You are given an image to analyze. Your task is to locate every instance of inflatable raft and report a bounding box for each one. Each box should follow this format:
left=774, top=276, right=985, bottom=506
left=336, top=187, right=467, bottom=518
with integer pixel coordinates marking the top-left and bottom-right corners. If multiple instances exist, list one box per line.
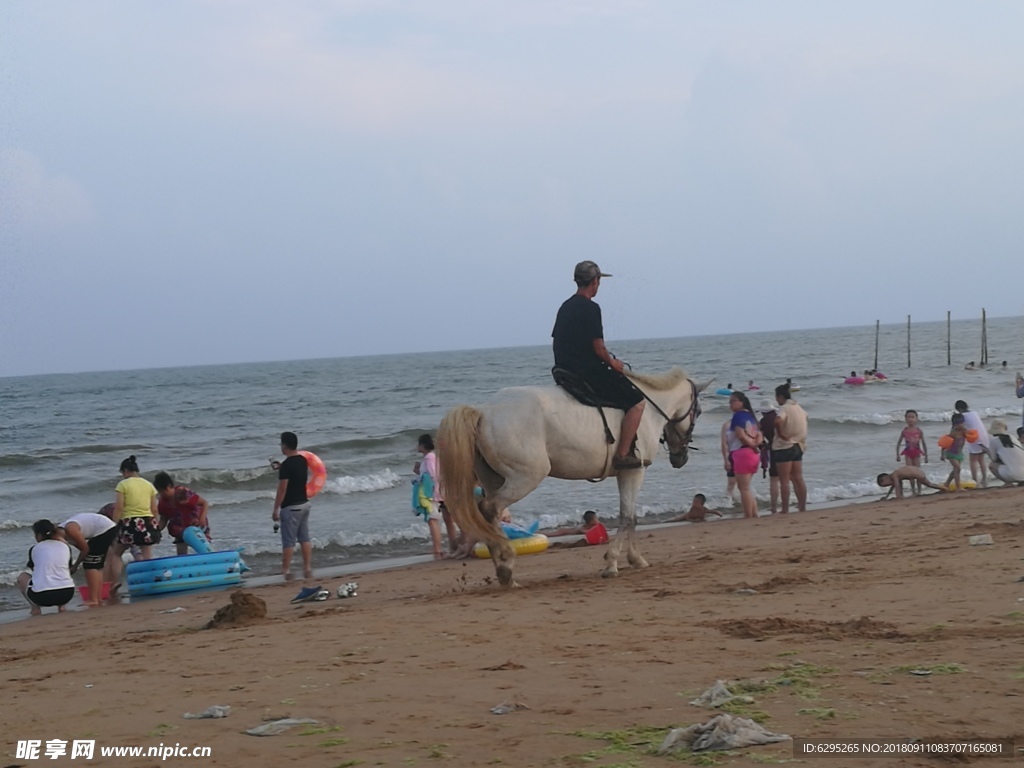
left=473, top=534, right=550, bottom=559
left=126, top=550, right=244, bottom=597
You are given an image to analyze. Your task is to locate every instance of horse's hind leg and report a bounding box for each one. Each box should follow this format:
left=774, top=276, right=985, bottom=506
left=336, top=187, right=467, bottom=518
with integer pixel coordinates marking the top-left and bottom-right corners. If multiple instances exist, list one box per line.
left=486, top=470, right=548, bottom=588
left=603, top=469, right=648, bottom=578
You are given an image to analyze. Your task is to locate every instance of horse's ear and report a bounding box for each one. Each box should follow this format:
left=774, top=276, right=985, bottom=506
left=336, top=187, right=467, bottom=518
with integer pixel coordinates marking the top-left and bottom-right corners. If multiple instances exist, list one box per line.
left=696, top=378, right=714, bottom=394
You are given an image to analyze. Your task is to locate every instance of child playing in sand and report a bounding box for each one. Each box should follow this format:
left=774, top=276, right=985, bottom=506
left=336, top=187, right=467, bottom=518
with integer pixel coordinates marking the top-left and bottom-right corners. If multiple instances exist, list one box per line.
left=895, top=410, right=927, bottom=494
left=668, top=494, right=723, bottom=522
left=941, top=414, right=967, bottom=491
left=876, top=466, right=945, bottom=500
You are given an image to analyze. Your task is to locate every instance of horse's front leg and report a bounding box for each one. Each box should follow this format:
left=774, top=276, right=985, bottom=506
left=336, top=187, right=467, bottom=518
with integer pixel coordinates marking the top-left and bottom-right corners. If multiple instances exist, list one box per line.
left=602, top=468, right=646, bottom=577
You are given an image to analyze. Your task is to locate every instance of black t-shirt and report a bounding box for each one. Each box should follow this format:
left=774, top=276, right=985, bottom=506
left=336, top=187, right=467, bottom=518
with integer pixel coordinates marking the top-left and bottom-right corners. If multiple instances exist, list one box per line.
left=552, top=294, right=604, bottom=372
left=279, top=454, right=309, bottom=508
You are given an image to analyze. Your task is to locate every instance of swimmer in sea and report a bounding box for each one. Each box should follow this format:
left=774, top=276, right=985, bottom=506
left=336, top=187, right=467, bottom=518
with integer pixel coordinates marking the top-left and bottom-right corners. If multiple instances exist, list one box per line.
left=895, top=409, right=927, bottom=494
left=877, top=466, right=945, bottom=500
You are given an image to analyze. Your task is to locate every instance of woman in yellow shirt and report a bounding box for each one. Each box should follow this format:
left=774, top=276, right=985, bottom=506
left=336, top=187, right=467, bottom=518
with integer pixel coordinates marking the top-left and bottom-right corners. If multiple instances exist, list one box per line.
left=109, top=456, right=161, bottom=589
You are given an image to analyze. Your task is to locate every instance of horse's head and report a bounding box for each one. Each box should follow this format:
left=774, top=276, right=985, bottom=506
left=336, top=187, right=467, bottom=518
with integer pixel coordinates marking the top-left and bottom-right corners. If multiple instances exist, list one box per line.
left=662, top=379, right=711, bottom=468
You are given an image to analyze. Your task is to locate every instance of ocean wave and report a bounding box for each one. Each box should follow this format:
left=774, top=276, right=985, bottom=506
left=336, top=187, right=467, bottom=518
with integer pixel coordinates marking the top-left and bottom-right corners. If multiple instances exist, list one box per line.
left=0, top=520, right=33, bottom=532
left=306, top=430, right=428, bottom=456
left=170, top=466, right=272, bottom=488
left=0, top=569, right=25, bottom=586
left=0, top=444, right=152, bottom=467
left=322, top=469, right=403, bottom=495
left=814, top=406, right=1021, bottom=426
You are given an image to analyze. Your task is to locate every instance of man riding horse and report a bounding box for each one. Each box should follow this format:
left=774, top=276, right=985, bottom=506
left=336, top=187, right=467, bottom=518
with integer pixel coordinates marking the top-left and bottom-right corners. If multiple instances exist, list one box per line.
left=552, top=261, right=647, bottom=471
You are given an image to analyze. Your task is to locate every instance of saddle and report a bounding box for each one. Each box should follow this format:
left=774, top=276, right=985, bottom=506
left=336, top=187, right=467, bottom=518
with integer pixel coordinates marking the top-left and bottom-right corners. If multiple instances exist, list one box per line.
left=551, top=366, right=616, bottom=445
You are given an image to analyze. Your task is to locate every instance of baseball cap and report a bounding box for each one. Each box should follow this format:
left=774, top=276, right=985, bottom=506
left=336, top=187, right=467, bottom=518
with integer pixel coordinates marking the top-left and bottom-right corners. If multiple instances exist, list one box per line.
left=574, top=260, right=612, bottom=284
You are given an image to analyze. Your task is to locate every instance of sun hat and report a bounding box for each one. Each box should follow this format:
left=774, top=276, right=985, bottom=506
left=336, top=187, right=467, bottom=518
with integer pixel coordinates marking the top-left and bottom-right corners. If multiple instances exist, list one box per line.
left=574, top=261, right=612, bottom=284
left=759, top=399, right=775, bottom=413
left=990, top=419, right=1008, bottom=436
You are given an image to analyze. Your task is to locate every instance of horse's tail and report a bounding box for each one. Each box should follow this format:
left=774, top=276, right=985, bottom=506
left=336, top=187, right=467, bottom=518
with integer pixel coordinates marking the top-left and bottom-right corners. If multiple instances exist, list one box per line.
left=438, top=405, right=500, bottom=546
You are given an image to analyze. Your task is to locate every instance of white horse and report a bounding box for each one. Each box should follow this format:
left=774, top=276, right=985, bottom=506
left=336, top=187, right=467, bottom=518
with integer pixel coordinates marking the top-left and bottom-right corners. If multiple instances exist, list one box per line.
left=438, top=367, right=707, bottom=586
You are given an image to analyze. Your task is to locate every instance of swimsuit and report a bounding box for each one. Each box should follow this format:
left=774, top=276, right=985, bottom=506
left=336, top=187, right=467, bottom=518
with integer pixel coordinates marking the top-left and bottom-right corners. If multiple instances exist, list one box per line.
left=901, top=427, right=923, bottom=459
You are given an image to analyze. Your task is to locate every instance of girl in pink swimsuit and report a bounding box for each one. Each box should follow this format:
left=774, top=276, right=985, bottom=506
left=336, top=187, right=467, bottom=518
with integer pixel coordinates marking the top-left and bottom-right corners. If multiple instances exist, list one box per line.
left=896, top=410, right=927, bottom=494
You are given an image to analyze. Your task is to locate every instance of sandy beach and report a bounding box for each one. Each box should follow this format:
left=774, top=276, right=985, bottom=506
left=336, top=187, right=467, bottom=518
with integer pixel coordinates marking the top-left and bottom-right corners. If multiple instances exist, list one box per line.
left=3, top=489, right=1024, bottom=767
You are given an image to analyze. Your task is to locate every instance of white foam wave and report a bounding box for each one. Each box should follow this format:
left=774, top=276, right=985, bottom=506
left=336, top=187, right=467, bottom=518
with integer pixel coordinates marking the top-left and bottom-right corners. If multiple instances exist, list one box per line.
left=0, top=568, right=26, bottom=586
left=322, top=469, right=402, bottom=495
left=0, top=519, right=32, bottom=532
left=822, top=406, right=1021, bottom=426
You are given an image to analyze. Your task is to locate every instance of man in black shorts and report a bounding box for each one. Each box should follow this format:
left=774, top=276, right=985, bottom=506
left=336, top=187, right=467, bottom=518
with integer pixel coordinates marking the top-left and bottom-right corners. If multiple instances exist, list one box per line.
left=552, top=260, right=646, bottom=470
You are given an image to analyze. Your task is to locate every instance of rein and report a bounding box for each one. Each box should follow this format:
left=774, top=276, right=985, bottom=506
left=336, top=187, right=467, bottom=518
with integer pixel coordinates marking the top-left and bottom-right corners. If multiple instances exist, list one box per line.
left=632, top=378, right=701, bottom=451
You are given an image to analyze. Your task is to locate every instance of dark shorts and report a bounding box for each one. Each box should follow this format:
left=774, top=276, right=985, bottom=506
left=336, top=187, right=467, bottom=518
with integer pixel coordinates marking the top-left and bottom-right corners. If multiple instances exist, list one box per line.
left=27, top=586, right=75, bottom=608
left=585, top=366, right=645, bottom=411
left=772, top=445, right=804, bottom=464
left=83, top=526, right=119, bottom=570
left=117, top=517, right=161, bottom=548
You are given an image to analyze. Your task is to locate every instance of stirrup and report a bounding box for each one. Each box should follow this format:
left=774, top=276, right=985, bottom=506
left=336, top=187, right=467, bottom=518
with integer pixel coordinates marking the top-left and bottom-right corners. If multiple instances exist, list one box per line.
left=613, top=455, right=644, bottom=470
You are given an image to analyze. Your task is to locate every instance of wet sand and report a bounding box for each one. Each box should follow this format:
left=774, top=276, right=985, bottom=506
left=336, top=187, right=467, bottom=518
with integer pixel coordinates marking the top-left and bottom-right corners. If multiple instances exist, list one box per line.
left=3, top=488, right=1023, bottom=767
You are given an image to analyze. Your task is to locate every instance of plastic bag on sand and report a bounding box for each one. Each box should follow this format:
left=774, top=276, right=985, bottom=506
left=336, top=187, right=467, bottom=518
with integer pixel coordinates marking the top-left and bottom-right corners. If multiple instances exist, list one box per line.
left=690, top=680, right=735, bottom=708
left=245, top=718, right=319, bottom=736
left=658, top=713, right=790, bottom=754
left=184, top=705, right=230, bottom=719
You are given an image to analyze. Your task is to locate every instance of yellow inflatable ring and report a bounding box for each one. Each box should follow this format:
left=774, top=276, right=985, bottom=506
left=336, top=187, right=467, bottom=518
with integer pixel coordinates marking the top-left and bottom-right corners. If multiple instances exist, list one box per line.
left=940, top=480, right=977, bottom=491
left=473, top=534, right=550, bottom=559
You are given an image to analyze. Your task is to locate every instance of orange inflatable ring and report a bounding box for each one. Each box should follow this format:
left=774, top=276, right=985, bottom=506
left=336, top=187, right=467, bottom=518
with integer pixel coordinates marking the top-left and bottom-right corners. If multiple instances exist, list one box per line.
left=965, top=429, right=979, bottom=444
left=298, top=451, right=327, bottom=498
left=937, top=435, right=954, bottom=450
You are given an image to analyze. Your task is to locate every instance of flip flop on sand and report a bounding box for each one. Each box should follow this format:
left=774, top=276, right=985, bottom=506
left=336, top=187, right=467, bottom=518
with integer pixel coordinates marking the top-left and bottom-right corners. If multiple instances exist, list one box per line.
left=291, top=586, right=325, bottom=604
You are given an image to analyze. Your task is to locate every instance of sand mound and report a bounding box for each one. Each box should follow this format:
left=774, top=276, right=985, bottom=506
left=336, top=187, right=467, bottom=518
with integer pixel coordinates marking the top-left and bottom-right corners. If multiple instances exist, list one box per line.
left=205, top=590, right=268, bottom=629
left=706, top=616, right=904, bottom=640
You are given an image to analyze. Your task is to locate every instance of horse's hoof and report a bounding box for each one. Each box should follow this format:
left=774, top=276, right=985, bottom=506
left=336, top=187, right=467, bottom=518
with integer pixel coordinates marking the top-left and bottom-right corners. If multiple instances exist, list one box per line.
left=628, top=557, right=650, bottom=569
left=496, top=565, right=515, bottom=587
left=601, top=568, right=619, bottom=579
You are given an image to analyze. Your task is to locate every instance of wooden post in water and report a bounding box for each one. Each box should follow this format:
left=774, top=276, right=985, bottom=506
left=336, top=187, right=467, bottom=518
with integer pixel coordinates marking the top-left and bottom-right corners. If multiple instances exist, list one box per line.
left=946, top=311, right=951, bottom=365
left=981, top=308, right=988, bottom=367
left=906, top=315, right=911, bottom=367
left=873, top=319, right=880, bottom=371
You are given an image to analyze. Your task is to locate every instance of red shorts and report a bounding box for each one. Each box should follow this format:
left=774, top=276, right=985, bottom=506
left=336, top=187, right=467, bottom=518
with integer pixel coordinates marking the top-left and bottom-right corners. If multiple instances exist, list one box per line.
left=730, top=447, right=760, bottom=476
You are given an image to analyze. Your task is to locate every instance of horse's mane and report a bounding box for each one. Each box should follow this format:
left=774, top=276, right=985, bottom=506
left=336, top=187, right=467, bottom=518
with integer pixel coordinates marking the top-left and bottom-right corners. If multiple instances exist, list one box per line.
left=625, top=366, right=688, bottom=391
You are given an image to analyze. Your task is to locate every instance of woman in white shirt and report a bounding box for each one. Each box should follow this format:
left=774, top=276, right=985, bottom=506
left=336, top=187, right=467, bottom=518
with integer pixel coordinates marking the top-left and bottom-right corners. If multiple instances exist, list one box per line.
left=986, top=420, right=1024, bottom=485
left=17, top=520, right=75, bottom=615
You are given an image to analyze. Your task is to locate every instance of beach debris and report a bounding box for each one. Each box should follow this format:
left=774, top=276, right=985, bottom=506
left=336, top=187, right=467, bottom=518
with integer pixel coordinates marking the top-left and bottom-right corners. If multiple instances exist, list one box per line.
left=160, top=606, right=187, bottom=613
left=658, top=713, right=790, bottom=753
left=205, top=591, right=268, bottom=629
left=336, top=581, right=358, bottom=599
left=84, top=684, right=93, bottom=688
left=969, top=534, right=994, bottom=546
left=490, top=701, right=530, bottom=715
left=184, top=705, right=231, bottom=719
left=733, top=588, right=759, bottom=596
left=909, top=670, right=932, bottom=676
left=245, top=718, right=319, bottom=737
left=690, top=680, right=736, bottom=708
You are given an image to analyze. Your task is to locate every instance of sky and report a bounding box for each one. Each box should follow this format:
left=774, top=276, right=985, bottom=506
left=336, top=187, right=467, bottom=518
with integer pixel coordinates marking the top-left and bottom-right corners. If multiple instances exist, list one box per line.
left=2, top=1, right=1024, bottom=377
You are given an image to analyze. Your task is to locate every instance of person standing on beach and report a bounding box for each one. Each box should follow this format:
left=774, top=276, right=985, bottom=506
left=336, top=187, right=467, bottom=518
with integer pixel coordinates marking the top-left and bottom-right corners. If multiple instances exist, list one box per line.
left=719, top=418, right=739, bottom=503
left=955, top=400, right=990, bottom=488
left=552, top=261, right=647, bottom=470
left=154, top=472, right=211, bottom=555
left=726, top=392, right=762, bottom=519
left=108, top=456, right=161, bottom=589
left=758, top=399, right=779, bottom=514
left=1015, top=372, right=1024, bottom=432
left=413, top=434, right=444, bottom=559
left=772, top=384, right=808, bottom=514
left=273, top=431, right=313, bottom=579
left=895, top=410, right=927, bottom=495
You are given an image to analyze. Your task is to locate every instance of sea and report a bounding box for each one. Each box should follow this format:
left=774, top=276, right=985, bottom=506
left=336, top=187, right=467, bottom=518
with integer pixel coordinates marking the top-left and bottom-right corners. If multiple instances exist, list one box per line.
left=2, top=316, right=1022, bottom=613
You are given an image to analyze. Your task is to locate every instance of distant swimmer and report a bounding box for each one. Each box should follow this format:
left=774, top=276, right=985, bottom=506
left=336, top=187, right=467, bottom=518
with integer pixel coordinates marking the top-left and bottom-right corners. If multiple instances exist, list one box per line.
left=964, top=361, right=977, bottom=371
left=876, top=466, right=945, bottom=500
left=746, top=380, right=760, bottom=391
left=785, top=377, right=800, bottom=392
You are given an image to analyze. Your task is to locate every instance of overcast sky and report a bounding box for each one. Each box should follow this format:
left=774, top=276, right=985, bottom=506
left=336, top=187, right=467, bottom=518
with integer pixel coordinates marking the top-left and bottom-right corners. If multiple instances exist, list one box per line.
left=2, top=1, right=1023, bottom=377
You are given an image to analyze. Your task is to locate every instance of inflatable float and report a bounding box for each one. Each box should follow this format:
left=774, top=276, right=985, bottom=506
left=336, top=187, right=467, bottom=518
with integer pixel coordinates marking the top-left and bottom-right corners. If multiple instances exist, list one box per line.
left=299, top=451, right=327, bottom=497
left=937, top=431, right=979, bottom=449
left=126, top=550, right=244, bottom=597
left=473, top=534, right=550, bottom=559
left=940, top=480, right=977, bottom=491
left=714, top=388, right=734, bottom=397
left=844, top=376, right=865, bottom=385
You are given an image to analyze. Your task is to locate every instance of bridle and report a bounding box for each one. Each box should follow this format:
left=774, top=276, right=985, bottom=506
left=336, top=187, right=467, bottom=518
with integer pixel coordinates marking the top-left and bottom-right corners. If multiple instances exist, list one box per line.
left=637, top=379, right=701, bottom=465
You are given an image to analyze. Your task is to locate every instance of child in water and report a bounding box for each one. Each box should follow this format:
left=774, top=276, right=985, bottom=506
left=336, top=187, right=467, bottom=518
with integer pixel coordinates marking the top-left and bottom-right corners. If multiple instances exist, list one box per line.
left=941, top=414, right=967, bottom=491
left=895, top=410, right=928, bottom=495
left=668, top=494, right=723, bottom=523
